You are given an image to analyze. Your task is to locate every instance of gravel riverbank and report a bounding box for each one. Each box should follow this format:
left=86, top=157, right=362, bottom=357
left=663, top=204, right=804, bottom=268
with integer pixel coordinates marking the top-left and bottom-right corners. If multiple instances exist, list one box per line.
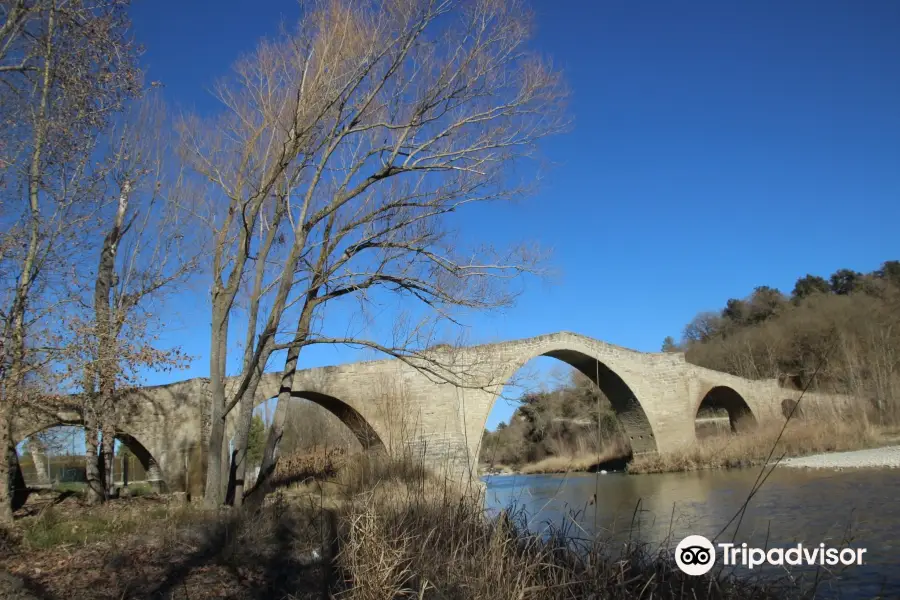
left=779, top=445, right=900, bottom=469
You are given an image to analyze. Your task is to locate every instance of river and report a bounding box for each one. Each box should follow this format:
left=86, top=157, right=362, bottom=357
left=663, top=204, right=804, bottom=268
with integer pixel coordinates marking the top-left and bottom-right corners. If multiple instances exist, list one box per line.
left=483, top=467, right=899, bottom=599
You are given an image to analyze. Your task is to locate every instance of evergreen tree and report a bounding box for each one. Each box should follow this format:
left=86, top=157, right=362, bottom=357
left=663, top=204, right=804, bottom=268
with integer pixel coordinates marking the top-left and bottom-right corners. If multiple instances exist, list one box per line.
left=247, top=415, right=266, bottom=466
left=792, top=274, right=831, bottom=300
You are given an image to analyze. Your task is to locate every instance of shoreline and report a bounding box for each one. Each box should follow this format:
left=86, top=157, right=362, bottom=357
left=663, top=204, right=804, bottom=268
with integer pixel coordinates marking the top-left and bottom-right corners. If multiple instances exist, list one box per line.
left=480, top=442, right=900, bottom=478
left=778, top=444, right=900, bottom=469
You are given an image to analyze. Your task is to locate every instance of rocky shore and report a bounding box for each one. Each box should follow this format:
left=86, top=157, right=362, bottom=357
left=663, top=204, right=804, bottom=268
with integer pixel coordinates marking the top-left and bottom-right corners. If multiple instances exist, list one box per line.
left=779, top=445, right=900, bottom=469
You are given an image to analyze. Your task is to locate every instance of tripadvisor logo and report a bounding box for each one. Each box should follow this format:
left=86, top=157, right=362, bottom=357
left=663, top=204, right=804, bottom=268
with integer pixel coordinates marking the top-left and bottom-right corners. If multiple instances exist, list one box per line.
left=675, top=535, right=716, bottom=576
left=674, top=534, right=868, bottom=576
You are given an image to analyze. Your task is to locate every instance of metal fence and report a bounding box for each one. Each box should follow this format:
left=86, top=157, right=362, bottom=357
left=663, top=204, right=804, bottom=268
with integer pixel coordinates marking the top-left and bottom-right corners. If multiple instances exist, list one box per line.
left=19, top=454, right=149, bottom=486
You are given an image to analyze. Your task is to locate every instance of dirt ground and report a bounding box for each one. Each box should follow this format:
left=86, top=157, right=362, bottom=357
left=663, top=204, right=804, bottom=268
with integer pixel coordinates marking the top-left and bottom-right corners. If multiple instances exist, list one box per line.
left=1, top=490, right=332, bottom=600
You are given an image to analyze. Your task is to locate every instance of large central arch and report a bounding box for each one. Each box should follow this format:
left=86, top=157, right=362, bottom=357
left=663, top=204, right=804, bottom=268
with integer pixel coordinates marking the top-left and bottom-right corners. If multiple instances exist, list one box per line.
left=543, top=349, right=657, bottom=454
left=475, top=345, right=660, bottom=466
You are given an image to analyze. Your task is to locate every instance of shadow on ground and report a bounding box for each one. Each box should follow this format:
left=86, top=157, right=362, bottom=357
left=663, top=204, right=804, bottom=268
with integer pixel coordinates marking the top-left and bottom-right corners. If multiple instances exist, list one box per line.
left=3, top=491, right=336, bottom=600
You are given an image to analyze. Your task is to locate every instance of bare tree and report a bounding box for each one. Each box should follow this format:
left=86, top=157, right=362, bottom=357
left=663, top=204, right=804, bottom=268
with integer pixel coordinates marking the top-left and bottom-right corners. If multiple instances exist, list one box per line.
left=179, top=0, right=567, bottom=506
left=70, top=97, right=198, bottom=504
left=0, top=0, right=140, bottom=522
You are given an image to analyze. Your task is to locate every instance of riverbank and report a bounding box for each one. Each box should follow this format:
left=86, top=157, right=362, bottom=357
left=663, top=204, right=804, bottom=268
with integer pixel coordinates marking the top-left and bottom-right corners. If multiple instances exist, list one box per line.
left=628, top=419, right=888, bottom=474
left=779, top=445, right=900, bottom=469
left=482, top=447, right=628, bottom=476
left=481, top=419, right=893, bottom=477
left=2, top=455, right=811, bottom=599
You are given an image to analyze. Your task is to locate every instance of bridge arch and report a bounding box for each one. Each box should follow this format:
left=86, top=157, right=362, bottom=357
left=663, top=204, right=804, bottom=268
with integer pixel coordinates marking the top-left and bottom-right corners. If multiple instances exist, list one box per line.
left=478, top=341, right=660, bottom=464
left=288, top=391, right=385, bottom=450
left=12, top=423, right=165, bottom=507
left=248, top=389, right=386, bottom=459
left=16, top=424, right=162, bottom=471
left=694, top=386, right=756, bottom=435
left=113, top=432, right=166, bottom=484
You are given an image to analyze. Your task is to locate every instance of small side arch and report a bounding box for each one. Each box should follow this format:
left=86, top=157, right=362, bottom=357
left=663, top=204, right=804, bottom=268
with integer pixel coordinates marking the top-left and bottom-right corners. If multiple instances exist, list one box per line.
left=250, top=388, right=384, bottom=452
left=290, top=391, right=385, bottom=450
left=115, top=432, right=167, bottom=490
left=12, top=424, right=166, bottom=508
left=695, top=386, right=756, bottom=436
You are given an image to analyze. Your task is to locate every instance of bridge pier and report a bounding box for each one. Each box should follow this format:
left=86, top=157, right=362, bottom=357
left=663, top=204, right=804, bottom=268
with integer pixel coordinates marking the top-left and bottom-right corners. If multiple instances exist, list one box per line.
left=146, top=461, right=166, bottom=493
left=28, top=440, right=50, bottom=486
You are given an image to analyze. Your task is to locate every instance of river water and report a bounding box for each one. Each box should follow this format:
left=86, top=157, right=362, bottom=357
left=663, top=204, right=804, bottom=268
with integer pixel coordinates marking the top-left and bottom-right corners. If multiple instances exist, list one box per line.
left=482, top=468, right=899, bottom=599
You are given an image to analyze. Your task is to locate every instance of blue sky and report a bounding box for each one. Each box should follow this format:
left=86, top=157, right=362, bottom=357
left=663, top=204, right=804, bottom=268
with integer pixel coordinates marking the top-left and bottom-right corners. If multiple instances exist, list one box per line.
left=117, top=0, right=900, bottom=433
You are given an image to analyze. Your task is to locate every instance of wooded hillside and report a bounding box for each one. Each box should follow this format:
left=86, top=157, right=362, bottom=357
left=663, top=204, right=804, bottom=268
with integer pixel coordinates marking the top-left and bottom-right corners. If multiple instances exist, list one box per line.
left=673, top=260, right=900, bottom=421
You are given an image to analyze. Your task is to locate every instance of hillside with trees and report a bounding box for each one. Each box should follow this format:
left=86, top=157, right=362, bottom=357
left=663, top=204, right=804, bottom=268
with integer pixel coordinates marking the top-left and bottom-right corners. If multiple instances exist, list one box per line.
left=677, top=260, right=900, bottom=422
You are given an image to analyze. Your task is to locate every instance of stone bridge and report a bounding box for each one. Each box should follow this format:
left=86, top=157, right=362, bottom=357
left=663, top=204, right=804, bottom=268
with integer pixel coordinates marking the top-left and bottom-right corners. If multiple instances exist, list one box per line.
left=12, top=331, right=852, bottom=497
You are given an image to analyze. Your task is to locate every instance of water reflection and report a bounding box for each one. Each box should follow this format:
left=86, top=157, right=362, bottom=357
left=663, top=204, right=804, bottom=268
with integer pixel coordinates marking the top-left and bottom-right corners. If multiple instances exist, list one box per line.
left=483, top=468, right=900, bottom=599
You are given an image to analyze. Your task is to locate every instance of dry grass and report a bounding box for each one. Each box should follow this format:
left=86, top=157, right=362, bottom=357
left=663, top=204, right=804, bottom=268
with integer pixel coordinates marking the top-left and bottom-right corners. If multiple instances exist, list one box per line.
left=280, top=453, right=816, bottom=599
left=518, top=437, right=630, bottom=474
left=325, top=456, right=806, bottom=600
left=271, top=446, right=352, bottom=486
left=280, top=448, right=475, bottom=513
left=481, top=434, right=631, bottom=476
left=630, top=417, right=879, bottom=474
left=0, top=453, right=823, bottom=599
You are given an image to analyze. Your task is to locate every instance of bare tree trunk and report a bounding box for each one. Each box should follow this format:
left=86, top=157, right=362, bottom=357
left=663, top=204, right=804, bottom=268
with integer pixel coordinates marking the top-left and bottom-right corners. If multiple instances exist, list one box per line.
left=204, top=305, right=229, bottom=506
left=101, top=417, right=116, bottom=494
left=227, top=358, right=273, bottom=506
left=83, top=410, right=104, bottom=504
left=227, top=390, right=255, bottom=506
left=82, top=352, right=105, bottom=504
left=89, top=179, right=130, bottom=500
left=222, top=206, right=310, bottom=503
left=205, top=395, right=227, bottom=505
left=0, top=405, right=13, bottom=523
left=227, top=201, right=285, bottom=507
left=248, top=301, right=316, bottom=505
left=203, top=177, right=258, bottom=506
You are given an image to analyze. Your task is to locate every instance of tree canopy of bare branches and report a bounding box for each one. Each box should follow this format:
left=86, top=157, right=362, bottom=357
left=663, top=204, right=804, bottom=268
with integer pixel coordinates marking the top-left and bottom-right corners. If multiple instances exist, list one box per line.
left=179, top=0, right=568, bottom=505
left=68, top=96, right=200, bottom=504
left=1, top=0, right=568, bottom=514
left=1, top=0, right=142, bottom=522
